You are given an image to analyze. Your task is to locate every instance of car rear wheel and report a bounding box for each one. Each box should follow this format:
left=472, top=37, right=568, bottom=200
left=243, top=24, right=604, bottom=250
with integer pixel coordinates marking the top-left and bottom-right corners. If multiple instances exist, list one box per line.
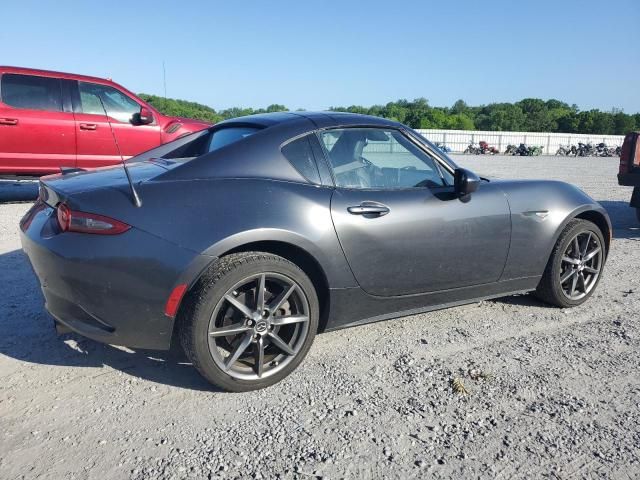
left=179, top=252, right=319, bottom=392
left=535, top=219, right=605, bottom=308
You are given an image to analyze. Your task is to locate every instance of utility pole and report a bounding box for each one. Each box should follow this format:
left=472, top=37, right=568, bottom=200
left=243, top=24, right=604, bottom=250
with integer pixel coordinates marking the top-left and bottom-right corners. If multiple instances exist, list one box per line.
left=162, top=61, right=167, bottom=101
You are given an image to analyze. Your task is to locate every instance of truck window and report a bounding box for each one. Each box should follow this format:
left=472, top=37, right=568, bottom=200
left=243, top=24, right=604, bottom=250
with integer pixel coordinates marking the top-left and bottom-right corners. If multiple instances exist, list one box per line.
left=78, top=82, right=141, bottom=123
left=1, top=73, right=63, bottom=112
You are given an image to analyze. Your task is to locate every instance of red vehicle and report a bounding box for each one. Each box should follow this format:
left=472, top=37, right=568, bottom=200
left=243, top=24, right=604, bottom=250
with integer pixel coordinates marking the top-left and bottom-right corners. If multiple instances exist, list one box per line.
left=617, top=131, right=640, bottom=221
left=0, top=66, right=211, bottom=175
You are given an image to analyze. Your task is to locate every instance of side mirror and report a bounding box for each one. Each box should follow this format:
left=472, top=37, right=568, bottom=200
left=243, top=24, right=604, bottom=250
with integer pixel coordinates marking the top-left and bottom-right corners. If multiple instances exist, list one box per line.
left=454, top=168, right=480, bottom=196
left=132, top=107, right=154, bottom=125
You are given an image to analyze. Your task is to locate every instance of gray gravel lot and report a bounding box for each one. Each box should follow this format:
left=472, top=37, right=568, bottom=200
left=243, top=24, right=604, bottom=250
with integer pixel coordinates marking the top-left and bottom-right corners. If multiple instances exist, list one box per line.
left=1, top=155, right=639, bottom=479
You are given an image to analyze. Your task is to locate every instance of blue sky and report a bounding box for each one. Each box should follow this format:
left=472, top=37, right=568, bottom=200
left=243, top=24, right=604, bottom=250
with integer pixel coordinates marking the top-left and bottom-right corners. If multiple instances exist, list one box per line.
left=2, top=0, right=638, bottom=112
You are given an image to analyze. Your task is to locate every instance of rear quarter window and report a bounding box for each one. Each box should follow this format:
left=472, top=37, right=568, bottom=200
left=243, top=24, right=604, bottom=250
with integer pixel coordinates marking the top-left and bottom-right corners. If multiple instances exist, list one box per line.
left=281, top=135, right=321, bottom=184
left=1, top=73, right=63, bottom=111
left=208, top=127, right=260, bottom=152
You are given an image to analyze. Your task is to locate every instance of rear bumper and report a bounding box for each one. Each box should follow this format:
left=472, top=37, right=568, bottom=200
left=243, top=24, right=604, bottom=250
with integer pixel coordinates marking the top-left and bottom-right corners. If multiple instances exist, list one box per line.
left=617, top=173, right=640, bottom=187
left=20, top=201, right=211, bottom=350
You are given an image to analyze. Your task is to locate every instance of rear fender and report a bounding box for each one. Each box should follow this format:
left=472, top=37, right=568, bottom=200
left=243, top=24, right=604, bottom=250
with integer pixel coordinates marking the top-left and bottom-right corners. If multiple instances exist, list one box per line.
left=174, top=227, right=358, bottom=294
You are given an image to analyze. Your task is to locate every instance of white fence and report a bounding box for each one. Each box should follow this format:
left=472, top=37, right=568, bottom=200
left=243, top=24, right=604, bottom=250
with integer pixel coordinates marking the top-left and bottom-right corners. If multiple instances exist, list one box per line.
left=416, top=129, right=625, bottom=155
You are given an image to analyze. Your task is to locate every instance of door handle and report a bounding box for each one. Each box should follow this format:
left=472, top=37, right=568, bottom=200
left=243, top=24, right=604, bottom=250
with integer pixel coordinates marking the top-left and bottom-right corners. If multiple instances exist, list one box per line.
left=0, top=118, right=18, bottom=125
left=79, top=123, right=97, bottom=130
left=347, top=202, right=390, bottom=216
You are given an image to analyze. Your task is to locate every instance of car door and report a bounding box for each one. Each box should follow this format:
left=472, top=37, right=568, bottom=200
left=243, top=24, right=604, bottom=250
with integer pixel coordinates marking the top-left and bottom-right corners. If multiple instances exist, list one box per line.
left=0, top=73, right=76, bottom=174
left=72, top=81, right=161, bottom=168
left=321, top=127, right=511, bottom=297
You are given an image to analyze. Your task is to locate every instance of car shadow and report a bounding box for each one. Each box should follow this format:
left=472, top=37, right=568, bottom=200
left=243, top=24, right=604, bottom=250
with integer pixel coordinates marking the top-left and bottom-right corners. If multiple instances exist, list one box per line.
left=490, top=293, right=545, bottom=308
left=0, top=248, right=219, bottom=392
left=597, top=200, right=640, bottom=239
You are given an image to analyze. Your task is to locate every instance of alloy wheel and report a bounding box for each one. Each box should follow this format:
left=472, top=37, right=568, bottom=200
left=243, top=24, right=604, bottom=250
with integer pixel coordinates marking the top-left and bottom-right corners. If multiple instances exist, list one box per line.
left=207, top=272, right=310, bottom=380
left=559, top=231, right=603, bottom=300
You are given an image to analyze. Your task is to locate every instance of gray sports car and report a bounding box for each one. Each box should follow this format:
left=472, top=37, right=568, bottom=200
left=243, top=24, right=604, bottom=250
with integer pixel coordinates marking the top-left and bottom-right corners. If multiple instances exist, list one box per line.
left=20, top=112, right=610, bottom=391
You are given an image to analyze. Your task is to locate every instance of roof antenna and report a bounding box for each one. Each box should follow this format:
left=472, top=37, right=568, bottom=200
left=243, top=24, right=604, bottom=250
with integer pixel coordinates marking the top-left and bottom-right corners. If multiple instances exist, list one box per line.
left=96, top=95, right=142, bottom=207
left=163, top=60, right=167, bottom=101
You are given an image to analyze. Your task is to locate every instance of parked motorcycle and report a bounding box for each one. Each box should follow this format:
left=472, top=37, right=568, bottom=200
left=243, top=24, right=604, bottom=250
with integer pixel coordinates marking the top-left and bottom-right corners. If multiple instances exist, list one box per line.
left=594, top=142, right=619, bottom=157
left=504, top=144, right=518, bottom=155
left=464, top=142, right=481, bottom=155
left=514, top=143, right=530, bottom=156
left=479, top=141, right=499, bottom=154
left=576, top=142, right=594, bottom=157
left=528, top=145, right=543, bottom=156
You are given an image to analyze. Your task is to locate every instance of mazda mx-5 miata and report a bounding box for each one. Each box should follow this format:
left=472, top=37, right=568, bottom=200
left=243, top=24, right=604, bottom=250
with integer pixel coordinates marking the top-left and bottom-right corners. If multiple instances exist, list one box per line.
left=20, top=112, right=610, bottom=391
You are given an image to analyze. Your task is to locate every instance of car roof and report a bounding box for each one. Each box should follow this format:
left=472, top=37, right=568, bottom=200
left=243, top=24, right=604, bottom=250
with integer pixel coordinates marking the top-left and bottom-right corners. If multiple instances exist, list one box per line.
left=0, top=65, right=118, bottom=86
left=158, top=111, right=416, bottom=184
left=218, top=111, right=402, bottom=129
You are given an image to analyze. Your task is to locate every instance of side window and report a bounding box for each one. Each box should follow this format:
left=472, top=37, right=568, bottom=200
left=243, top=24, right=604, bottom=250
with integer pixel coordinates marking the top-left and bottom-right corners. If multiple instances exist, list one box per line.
left=281, top=135, right=321, bottom=184
left=78, top=82, right=141, bottom=123
left=319, top=128, right=447, bottom=189
left=0, top=74, right=62, bottom=111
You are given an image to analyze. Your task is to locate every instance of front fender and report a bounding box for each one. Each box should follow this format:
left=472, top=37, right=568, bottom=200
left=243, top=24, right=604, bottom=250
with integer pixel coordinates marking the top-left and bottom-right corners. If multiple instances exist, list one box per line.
left=496, top=180, right=609, bottom=280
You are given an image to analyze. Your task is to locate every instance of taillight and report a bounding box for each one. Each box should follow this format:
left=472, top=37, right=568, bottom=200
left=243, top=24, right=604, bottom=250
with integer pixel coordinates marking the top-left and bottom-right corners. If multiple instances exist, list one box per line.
left=57, top=203, right=71, bottom=231
left=619, top=132, right=640, bottom=174
left=56, top=203, right=130, bottom=235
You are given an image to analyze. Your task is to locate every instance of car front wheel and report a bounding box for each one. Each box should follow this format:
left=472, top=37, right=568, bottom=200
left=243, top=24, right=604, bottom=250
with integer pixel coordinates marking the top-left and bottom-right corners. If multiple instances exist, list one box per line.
left=535, top=219, right=605, bottom=308
left=179, top=252, right=319, bottom=392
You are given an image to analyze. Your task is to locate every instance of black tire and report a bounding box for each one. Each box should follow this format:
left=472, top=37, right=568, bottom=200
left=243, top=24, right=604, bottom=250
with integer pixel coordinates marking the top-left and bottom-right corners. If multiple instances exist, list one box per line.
left=534, top=219, right=606, bottom=308
left=179, top=252, right=319, bottom=392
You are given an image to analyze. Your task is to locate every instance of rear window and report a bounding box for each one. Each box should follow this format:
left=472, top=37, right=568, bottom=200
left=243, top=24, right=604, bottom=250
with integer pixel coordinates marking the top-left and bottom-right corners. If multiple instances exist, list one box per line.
left=208, top=127, right=259, bottom=152
left=1, top=73, right=62, bottom=112
left=124, top=126, right=262, bottom=163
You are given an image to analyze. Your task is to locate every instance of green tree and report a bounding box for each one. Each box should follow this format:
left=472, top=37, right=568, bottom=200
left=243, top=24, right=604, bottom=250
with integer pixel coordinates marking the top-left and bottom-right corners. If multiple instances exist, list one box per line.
left=450, top=99, right=469, bottom=115
left=140, top=92, right=636, bottom=134
left=613, top=112, right=636, bottom=135
left=266, top=104, right=288, bottom=113
left=444, top=113, right=475, bottom=130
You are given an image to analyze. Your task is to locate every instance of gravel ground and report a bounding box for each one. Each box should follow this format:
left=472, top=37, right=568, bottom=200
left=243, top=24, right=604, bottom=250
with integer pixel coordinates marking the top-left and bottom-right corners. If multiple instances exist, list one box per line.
left=1, top=156, right=639, bottom=479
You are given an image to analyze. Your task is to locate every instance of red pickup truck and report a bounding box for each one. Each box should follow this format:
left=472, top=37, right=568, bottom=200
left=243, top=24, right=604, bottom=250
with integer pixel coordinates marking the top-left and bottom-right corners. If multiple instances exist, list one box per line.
left=617, top=132, right=640, bottom=221
left=0, top=66, right=211, bottom=175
